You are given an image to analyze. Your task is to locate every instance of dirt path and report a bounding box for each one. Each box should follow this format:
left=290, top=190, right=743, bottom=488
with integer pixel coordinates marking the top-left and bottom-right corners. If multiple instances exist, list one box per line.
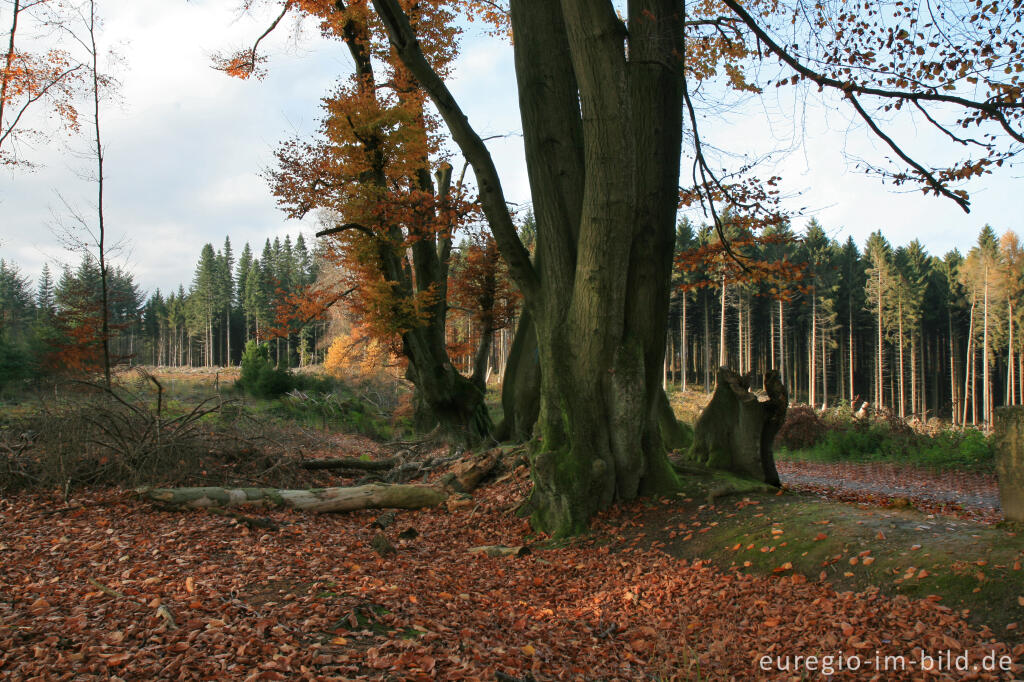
left=778, top=460, right=1001, bottom=518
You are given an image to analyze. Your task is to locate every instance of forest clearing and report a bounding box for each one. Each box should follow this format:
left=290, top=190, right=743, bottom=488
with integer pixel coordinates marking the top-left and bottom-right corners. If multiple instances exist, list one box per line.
left=1, top=368, right=1022, bottom=679
left=4, top=0, right=1024, bottom=678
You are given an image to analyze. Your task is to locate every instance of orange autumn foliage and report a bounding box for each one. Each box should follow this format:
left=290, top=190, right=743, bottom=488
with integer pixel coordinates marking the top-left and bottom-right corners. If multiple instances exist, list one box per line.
left=323, top=323, right=404, bottom=382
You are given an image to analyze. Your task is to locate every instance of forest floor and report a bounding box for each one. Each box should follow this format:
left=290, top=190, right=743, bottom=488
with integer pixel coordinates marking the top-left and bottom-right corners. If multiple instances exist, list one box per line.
left=2, top=436, right=1023, bottom=680
left=778, top=461, right=1001, bottom=521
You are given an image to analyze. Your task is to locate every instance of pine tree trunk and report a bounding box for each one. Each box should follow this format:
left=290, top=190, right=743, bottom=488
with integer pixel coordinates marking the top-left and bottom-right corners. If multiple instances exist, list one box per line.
left=778, top=300, right=785, bottom=382
left=821, top=331, right=828, bottom=410
left=809, top=291, right=817, bottom=408
left=951, top=313, right=959, bottom=424
left=913, top=329, right=921, bottom=419
left=898, top=301, right=905, bottom=419
left=1007, top=302, right=1014, bottom=406
left=680, top=296, right=687, bottom=392
left=876, top=271, right=884, bottom=409
left=984, top=269, right=991, bottom=425
left=848, top=307, right=855, bottom=405
left=719, top=277, right=727, bottom=368
left=704, top=295, right=711, bottom=390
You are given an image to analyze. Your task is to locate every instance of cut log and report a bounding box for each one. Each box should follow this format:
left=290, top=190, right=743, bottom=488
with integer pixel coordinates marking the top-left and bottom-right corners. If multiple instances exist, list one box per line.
left=137, top=483, right=447, bottom=513
left=139, top=449, right=506, bottom=514
left=300, top=457, right=398, bottom=471
left=439, top=448, right=502, bottom=493
left=686, top=367, right=787, bottom=486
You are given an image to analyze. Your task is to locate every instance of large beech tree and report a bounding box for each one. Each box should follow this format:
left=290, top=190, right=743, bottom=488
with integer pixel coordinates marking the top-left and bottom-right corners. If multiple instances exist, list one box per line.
left=231, top=0, right=1022, bottom=535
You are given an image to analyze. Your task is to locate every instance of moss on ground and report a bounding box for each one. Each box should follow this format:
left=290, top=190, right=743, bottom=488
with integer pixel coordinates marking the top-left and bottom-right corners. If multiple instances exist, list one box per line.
left=622, top=476, right=1024, bottom=642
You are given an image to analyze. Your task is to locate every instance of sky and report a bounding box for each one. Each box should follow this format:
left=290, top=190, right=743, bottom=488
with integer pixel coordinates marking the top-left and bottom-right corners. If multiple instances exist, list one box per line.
left=1, top=0, right=1021, bottom=297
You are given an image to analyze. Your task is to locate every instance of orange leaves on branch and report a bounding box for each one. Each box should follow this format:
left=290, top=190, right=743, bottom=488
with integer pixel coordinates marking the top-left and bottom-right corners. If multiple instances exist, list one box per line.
left=449, top=230, right=520, bottom=332
left=211, top=49, right=268, bottom=80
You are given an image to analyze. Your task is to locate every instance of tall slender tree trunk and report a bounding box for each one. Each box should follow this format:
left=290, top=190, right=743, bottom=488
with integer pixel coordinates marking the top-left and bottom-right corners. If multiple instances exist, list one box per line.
left=719, top=276, right=727, bottom=368
left=897, top=301, right=905, bottom=419
left=226, top=307, right=231, bottom=366
left=848, top=321, right=855, bottom=405
left=983, top=269, right=990, bottom=425
left=876, top=272, right=884, bottom=410
left=778, top=299, right=785, bottom=382
left=680, top=296, right=687, bottom=392
left=821, top=330, right=828, bottom=409
left=950, top=312, right=958, bottom=424
left=809, top=290, right=817, bottom=408
left=84, top=1, right=111, bottom=388
left=913, top=331, right=921, bottom=417
left=1007, top=302, right=1014, bottom=406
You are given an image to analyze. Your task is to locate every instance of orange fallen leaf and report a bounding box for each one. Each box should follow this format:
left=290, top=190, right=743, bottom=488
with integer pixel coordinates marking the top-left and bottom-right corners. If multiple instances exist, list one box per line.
left=772, top=562, right=793, bottom=573
left=185, top=576, right=195, bottom=593
left=813, top=533, right=828, bottom=541
left=522, top=644, right=536, bottom=656
left=105, top=652, right=130, bottom=666
left=862, top=557, right=875, bottom=566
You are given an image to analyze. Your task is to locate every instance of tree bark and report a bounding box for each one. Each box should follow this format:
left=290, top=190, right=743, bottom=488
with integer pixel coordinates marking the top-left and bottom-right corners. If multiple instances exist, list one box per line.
left=686, top=367, right=785, bottom=486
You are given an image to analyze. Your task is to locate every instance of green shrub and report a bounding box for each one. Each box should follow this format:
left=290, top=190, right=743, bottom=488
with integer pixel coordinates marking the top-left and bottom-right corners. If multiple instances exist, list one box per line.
left=777, top=409, right=994, bottom=472
left=237, top=340, right=293, bottom=398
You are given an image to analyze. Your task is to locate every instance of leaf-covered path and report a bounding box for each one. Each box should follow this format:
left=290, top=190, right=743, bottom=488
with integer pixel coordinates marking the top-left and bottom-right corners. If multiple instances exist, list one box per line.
left=779, top=461, right=1001, bottom=522
left=1, top=469, right=1020, bottom=680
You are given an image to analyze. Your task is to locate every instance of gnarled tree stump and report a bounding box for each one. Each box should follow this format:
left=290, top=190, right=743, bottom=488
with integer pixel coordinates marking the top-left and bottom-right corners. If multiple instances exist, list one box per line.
left=687, top=367, right=786, bottom=486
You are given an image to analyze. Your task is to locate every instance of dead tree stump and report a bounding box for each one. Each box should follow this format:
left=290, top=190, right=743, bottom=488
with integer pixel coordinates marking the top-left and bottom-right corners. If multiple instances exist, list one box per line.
left=687, top=367, right=786, bottom=486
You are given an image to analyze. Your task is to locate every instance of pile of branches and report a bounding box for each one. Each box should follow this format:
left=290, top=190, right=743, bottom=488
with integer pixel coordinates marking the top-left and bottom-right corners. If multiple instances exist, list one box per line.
left=0, top=370, right=258, bottom=493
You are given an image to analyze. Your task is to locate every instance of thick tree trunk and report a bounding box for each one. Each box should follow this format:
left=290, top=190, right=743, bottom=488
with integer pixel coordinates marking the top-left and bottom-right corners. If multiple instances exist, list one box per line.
left=406, top=354, right=491, bottom=445
left=375, top=0, right=685, bottom=536
left=687, top=367, right=785, bottom=486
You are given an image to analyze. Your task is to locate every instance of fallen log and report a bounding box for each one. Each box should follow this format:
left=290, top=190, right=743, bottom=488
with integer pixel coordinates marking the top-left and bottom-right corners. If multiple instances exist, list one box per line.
left=138, top=483, right=447, bottom=513
left=300, top=456, right=399, bottom=471
left=138, top=450, right=505, bottom=513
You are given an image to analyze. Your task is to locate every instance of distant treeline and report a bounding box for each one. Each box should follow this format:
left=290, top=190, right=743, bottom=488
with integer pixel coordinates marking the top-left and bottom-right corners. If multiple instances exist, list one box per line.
left=2, top=221, right=1021, bottom=429
left=670, top=219, right=1022, bottom=427
left=0, top=234, right=321, bottom=384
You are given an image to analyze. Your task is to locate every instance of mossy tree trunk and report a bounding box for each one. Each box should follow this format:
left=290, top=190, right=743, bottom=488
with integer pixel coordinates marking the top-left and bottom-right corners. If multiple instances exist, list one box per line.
left=374, top=0, right=687, bottom=536
left=688, top=367, right=786, bottom=486
left=508, top=0, right=686, bottom=535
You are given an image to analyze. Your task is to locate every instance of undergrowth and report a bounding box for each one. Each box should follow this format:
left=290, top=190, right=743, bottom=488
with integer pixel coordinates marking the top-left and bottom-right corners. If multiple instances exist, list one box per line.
left=775, top=404, right=994, bottom=471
